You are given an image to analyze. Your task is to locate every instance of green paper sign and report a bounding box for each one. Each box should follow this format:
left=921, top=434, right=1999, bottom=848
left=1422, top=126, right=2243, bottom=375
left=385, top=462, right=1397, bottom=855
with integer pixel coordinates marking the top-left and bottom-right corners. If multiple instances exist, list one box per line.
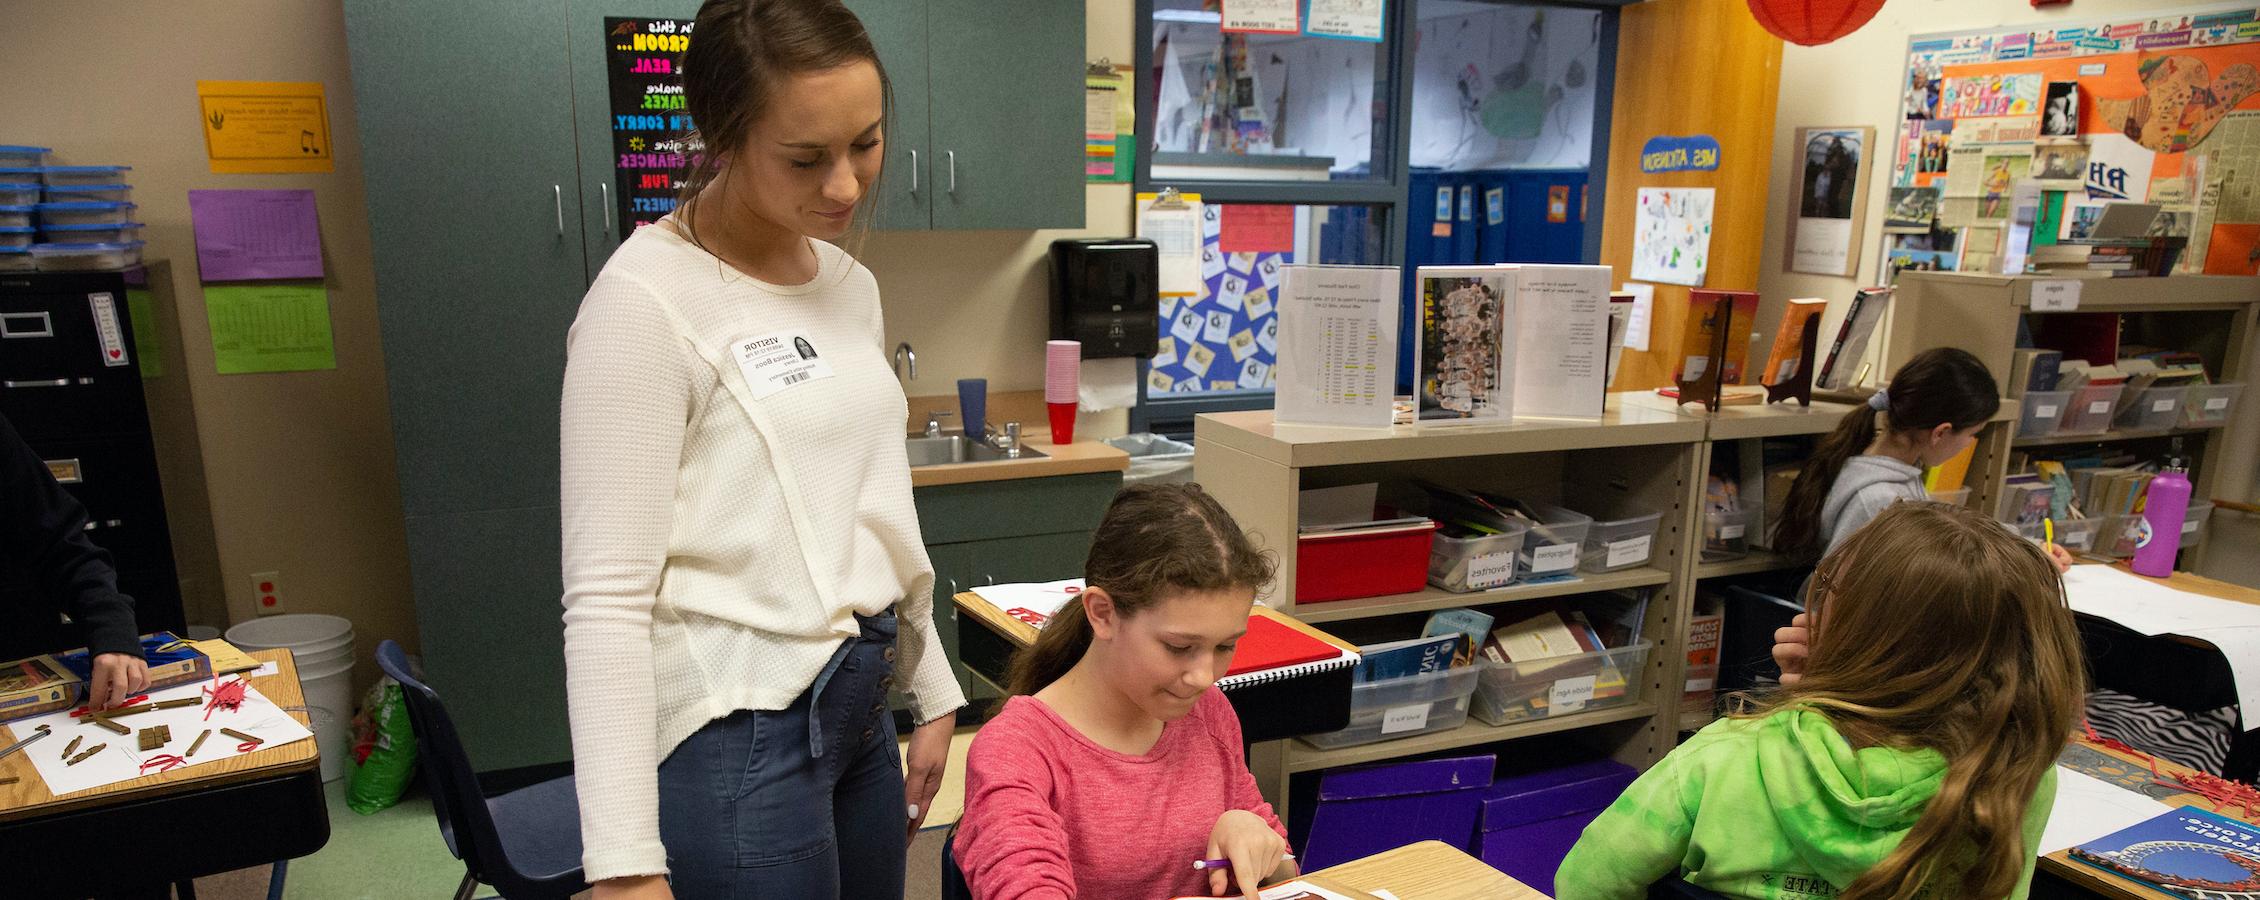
left=204, top=283, right=337, bottom=374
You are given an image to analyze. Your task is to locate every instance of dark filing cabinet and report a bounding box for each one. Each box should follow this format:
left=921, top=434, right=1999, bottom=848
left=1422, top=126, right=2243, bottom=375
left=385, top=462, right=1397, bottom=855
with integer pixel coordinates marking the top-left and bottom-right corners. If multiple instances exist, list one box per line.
left=0, top=270, right=184, bottom=659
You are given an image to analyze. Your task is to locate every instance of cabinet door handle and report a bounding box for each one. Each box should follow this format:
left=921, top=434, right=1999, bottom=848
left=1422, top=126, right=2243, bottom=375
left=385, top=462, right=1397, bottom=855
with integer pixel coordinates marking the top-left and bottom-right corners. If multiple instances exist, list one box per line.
left=553, top=185, right=564, bottom=236
left=946, top=151, right=956, bottom=194
left=909, top=149, right=919, bottom=193
left=599, top=182, right=613, bottom=235
left=3, top=379, right=69, bottom=389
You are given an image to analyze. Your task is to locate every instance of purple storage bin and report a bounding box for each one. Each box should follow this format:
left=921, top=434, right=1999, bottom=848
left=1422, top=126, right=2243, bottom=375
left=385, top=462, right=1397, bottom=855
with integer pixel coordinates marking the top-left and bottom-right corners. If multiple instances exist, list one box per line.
left=1475, top=758, right=1638, bottom=895
left=1301, top=754, right=1494, bottom=871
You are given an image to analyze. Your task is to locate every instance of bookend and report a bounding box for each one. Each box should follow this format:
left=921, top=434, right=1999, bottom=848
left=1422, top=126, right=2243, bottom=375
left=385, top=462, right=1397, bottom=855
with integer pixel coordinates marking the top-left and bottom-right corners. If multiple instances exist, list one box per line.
left=1673, top=292, right=1735, bottom=412
left=1763, top=310, right=1823, bottom=406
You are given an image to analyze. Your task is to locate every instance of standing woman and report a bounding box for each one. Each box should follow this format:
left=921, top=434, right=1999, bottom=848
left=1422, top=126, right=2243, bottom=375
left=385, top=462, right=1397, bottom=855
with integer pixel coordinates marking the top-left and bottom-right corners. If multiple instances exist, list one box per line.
left=560, top=2, right=964, bottom=897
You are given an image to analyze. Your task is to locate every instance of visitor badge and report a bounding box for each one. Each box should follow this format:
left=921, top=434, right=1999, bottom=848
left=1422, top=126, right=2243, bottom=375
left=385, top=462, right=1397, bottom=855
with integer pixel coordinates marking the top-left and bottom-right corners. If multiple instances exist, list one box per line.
left=733, top=331, right=835, bottom=400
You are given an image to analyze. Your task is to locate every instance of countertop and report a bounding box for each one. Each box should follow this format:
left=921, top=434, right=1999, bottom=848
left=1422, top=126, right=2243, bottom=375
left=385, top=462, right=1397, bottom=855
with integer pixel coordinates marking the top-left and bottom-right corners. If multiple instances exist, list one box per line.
left=908, top=433, right=1129, bottom=487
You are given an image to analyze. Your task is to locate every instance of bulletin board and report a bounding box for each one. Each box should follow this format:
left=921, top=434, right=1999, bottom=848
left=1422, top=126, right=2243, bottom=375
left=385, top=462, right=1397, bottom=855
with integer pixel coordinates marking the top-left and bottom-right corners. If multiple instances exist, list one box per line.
left=1149, top=203, right=1288, bottom=396
left=1886, top=5, right=2260, bottom=280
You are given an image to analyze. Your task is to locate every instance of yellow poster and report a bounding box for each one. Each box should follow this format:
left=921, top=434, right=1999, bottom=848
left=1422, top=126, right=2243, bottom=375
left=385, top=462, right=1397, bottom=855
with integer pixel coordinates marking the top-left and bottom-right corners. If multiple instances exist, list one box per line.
left=197, top=80, right=334, bottom=174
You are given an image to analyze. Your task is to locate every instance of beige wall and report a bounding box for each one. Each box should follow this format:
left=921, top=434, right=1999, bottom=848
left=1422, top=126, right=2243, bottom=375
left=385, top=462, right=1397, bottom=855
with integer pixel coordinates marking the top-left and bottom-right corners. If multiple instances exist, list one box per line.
left=0, top=1, right=414, bottom=686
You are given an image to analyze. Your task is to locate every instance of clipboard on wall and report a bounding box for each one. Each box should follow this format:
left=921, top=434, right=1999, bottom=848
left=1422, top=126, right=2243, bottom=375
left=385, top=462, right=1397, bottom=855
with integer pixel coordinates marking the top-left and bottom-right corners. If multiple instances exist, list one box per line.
left=1136, top=188, right=1204, bottom=299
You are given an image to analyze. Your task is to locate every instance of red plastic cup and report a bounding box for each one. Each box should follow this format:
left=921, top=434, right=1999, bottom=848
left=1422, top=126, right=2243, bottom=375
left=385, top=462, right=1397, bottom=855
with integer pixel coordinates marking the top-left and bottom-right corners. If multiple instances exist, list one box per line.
left=1048, top=402, right=1077, bottom=444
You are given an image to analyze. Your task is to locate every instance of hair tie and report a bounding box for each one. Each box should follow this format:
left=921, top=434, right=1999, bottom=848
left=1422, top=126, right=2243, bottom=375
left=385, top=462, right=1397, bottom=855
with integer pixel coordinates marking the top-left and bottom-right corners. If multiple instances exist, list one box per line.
left=1867, top=388, right=1891, bottom=411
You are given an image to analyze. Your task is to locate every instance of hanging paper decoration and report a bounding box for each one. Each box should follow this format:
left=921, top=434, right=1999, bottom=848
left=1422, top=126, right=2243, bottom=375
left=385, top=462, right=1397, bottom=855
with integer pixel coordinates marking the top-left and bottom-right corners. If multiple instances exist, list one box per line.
left=1745, top=0, right=1887, bottom=47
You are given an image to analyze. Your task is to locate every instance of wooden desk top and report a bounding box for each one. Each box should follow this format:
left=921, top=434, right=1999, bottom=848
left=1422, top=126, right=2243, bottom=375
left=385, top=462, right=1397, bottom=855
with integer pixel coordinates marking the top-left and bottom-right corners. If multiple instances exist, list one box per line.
left=0, top=648, right=318, bottom=823
left=1299, top=841, right=1549, bottom=899
left=2042, top=735, right=2257, bottom=900
left=955, top=590, right=1359, bottom=656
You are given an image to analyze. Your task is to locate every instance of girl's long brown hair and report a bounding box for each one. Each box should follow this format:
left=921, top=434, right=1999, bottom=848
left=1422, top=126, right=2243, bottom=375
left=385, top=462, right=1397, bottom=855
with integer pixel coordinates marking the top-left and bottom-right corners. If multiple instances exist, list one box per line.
left=1740, top=501, right=2086, bottom=900
left=1772, top=348, right=2000, bottom=561
left=1004, top=483, right=1275, bottom=698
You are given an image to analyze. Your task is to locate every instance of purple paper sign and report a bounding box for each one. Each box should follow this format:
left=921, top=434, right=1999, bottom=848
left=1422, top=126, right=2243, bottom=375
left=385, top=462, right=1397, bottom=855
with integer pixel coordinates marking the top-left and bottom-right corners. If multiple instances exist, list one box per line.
left=187, top=189, right=324, bottom=281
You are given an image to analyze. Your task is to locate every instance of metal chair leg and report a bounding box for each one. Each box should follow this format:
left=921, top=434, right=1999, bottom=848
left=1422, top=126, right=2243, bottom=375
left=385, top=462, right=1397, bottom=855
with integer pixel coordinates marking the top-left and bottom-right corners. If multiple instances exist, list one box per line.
left=453, top=870, right=479, bottom=900
left=264, top=860, right=288, bottom=900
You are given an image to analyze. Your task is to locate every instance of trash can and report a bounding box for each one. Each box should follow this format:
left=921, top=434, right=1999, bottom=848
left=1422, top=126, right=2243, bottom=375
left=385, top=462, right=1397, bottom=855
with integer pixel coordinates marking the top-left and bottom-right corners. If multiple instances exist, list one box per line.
left=1103, top=433, right=1195, bottom=485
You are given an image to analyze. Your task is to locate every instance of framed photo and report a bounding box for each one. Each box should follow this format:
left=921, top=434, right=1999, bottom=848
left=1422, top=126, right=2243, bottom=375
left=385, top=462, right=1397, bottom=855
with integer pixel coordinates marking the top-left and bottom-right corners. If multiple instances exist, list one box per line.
left=1786, top=126, right=1875, bottom=277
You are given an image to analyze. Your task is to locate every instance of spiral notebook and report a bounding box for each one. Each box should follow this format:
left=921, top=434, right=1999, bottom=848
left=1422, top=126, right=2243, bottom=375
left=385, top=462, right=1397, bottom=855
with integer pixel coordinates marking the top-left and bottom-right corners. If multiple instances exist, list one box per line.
left=1219, top=615, right=1360, bottom=689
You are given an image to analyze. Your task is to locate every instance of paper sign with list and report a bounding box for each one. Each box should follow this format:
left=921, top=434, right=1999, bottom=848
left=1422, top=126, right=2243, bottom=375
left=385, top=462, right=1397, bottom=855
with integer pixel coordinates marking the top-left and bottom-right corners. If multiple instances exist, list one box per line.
left=1512, top=265, right=1612, bottom=419
left=1273, top=265, right=1399, bottom=428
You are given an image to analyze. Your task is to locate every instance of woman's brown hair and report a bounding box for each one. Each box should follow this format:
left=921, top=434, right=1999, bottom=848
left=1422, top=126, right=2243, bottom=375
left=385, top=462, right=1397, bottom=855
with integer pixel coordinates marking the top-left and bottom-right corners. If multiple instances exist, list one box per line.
left=674, top=0, right=888, bottom=249
left=1772, top=347, right=2001, bottom=560
left=1004, top=483, right=1276, bottom=697
left=1738, top=501, right=2086, bottom=900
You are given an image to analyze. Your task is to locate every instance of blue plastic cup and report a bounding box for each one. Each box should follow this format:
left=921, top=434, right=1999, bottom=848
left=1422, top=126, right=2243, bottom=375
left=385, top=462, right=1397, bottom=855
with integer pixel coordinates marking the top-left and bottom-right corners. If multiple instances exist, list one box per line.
left=958, top=378, right=987, bottom=441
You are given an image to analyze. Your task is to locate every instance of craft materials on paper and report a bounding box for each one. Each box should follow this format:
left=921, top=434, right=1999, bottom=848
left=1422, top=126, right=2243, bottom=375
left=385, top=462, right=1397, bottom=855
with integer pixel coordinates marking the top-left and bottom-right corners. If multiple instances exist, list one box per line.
left=8, top=675, right=312, bottom=796
left=1274, top=265, right=1398, bottom=427
left=1630, top=187, right=1713, bottom=286
left=1414, top=267, right=1514, bottom=425
left=969, top=579, right=1088, bottom=630
left=187, top=189, right=325, bottom=282
left=604, top=17, right=697, bottom=232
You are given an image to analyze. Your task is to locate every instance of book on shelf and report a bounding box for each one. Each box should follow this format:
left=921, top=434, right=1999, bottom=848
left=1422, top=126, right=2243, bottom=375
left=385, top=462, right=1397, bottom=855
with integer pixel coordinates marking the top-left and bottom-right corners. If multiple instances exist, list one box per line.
left=1485, top=610, right=1602, bottom=681
left=1656, top=385, right=1766, bottom=405
left=1760, top=298, right=1827, bottom=388
left=2070, top=806, right=2260, bottom=895
left=1356, top=633, right=1463, bottom=684
left=1817, top=287, right=1892, bottom=391
left=2008, top=348, right=2063, bottom=394
left=1682, top=594, right=1723, bottom=716
left=1925, top=441, right=1978, bottom=493
left=1423, top=608, right=1495, bottom=668
left=1674, top=289, right=1761, bottom=386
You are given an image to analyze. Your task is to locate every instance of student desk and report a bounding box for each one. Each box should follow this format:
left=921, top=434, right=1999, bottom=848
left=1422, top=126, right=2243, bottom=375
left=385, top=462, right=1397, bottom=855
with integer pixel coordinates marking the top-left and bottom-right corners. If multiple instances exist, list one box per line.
left=2040, top=733, right=2260, bottom=899
left=0, top=648, right=329, bottom=897
left=1299, top=840, right=1549, bottom=899
left=955, top=591, right=1361, bottom=742
left=2072, top=564, right=2260, bottom=779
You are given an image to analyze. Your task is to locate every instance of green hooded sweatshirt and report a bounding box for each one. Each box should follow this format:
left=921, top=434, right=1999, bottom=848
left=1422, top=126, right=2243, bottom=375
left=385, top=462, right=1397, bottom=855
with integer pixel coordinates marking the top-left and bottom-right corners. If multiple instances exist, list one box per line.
left=1555, top=709, right=2056, bottom=900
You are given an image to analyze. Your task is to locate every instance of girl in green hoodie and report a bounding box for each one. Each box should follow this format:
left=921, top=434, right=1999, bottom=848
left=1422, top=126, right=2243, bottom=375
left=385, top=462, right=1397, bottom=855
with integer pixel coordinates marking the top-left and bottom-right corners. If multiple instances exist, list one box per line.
left=1557, top=501, right=2087, bottom=900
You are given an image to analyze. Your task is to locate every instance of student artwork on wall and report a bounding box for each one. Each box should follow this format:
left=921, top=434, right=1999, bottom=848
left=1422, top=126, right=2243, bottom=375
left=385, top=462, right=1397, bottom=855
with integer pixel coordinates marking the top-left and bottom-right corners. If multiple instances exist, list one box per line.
left=605, top=17, right=696, bottom=236
left=1148, top=204, right=1286, bottom=396
left=1888, top=6, right=2260, bottom=278
left=1786, top=126, right=1874, bottom=277
left=1630, top=187, right=1713, bottom=287
left=1407, top=5, right=1602, bottom=170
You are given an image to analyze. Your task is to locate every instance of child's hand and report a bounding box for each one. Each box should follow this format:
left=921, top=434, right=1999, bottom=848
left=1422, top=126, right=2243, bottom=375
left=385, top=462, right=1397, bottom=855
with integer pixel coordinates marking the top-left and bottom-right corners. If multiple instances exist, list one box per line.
left=1772, top=613, right=1811, bottom=686
left=1207, top=809, right=1286, bottom=898
left=2042, top=542, right=2075, bottom=573
left=87, top=652, right=148, bottom=710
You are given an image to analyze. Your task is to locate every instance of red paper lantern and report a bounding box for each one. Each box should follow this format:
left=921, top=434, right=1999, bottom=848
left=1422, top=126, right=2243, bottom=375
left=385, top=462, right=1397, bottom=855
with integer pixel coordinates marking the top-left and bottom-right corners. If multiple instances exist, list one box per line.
left=1746, top=0, right=1889, bottom=46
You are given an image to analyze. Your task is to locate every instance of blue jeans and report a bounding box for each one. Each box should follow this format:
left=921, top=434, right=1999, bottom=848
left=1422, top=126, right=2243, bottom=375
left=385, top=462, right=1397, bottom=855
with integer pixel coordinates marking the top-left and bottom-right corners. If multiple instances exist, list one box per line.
left=657, top=612, right=905, bottom=898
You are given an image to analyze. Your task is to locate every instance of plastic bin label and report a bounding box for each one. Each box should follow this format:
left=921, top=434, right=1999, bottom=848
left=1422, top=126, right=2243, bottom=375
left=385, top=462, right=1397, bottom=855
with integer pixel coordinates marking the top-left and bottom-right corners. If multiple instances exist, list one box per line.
left=2032, top=280, right=2081, bottom=311
left=1467, top=552, right=1516, bottom=590
left=1549, top=675, right=1597, bottom=714
left=1720, top=524, right=1746, bottom=540
left=2207, top=397, right=2230, bottom=411
left=2035, top=404, right=2059, bottom=418
left=2184, top=518, right=2202, bottom=534
left=2152, top=399, right=2176, bottom=413
left=1529, top=543, right=1578, bottom=574
left=1380, top=703, right=1430, bottom=735
left=2088, top=400, right=2112, bottom=415
left=1606, top=535, right=1653, bottom=569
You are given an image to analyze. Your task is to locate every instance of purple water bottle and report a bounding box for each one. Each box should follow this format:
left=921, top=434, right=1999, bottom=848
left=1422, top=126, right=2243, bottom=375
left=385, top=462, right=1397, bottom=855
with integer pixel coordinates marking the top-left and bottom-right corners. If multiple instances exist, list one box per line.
left=2132, top=441, right=2192, bottom=577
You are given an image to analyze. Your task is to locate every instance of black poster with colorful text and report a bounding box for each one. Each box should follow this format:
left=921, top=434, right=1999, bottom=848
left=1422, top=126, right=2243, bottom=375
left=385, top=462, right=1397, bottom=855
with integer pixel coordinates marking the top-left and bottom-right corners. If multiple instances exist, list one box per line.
left=604, top=16, right=696, bottom=236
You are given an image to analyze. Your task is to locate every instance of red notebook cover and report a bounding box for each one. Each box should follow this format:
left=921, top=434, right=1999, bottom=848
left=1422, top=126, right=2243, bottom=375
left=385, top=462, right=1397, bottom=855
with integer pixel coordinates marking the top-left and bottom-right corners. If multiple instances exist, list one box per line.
left=1224, top=615, right=1343, bottom=678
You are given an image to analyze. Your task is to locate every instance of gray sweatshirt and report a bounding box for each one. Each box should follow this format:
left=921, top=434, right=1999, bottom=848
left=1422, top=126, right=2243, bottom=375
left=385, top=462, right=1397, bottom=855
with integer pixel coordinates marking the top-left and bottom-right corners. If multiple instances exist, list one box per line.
left=1819, top=455, right=1929, bottom=555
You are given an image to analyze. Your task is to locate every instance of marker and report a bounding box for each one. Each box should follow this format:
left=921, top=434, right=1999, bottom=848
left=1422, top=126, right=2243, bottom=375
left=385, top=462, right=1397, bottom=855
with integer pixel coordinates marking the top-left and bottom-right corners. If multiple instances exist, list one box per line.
left=1192, top=852, right=1295, bottom=871
left=2044, top=517, right=2054, bottom=546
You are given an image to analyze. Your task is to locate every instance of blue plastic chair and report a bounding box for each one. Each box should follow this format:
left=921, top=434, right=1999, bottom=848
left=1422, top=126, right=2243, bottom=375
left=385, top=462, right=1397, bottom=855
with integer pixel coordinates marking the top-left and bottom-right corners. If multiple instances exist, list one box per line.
left=376, top=640, right=589, bottom=900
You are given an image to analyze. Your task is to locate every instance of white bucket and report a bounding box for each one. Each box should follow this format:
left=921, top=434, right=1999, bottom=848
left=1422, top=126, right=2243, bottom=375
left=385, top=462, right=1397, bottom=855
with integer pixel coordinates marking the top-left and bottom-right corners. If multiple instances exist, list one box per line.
left=226, top=614, right=358, bottom=782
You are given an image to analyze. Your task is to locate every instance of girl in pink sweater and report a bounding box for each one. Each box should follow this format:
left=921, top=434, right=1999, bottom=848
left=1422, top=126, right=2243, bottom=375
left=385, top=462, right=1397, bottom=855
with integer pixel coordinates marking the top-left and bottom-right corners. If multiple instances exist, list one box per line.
left=954, top=483, right=1295, bottom=900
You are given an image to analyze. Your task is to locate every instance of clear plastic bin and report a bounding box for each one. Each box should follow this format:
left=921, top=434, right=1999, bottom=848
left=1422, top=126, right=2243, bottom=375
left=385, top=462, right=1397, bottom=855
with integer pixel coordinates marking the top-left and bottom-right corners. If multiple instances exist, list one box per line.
left=2052, top=516, right=2106, bottom=553
left=1578, top=509, right=1663, bottom=573
left=0, top=226, right=31, bottom=248
left=0, top=205, right=29, bottom=229
left=2018, top=390, right=2071, bottom=438
left=28, top=241, right=143, bottom=272
left=1703, top=506, right=1753, bottom=562
left=0, top=183, right=38, bottom=206
left=40, top=184, right=130, bottom=201
left=2093, top=514, right=2142, bottom=559
left=36, top=201, right=136, bottom=227
left=0, top=246, right=30, bottom=272
left=2181, top=501, right=2215, bottom=549
left=1513, top=502, right=1593, bottom=582
left=2116, top=385, right=2188, bottom=433
left=39, top=222, right=142, bottom=246
left=1428, top=522, right=1530, bottom=593
left=1929, top=487, right=1970, bottom=508
left=2058, top=384, right=2126, bottom=435
left=2182, top=384, right=2243, bottom=429
left=1471, top=642, right=1651, bottom=726
left=40, top=165, right=131, bottom=187
left=1301, top=664, right=1484, bottom=750
left=0, top=147, right=49, bottom=168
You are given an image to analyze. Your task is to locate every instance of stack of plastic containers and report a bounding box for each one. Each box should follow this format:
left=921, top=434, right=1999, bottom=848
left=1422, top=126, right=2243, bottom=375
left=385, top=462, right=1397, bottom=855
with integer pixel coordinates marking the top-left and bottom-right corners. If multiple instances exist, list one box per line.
left=0, top=145, right=46, bottom=272
left=21, top=153, right=141, bottom=272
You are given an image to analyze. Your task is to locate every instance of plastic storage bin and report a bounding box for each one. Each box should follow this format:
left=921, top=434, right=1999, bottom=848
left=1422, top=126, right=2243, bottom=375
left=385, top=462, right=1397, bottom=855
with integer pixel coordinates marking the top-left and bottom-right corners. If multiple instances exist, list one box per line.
left=2116, top=385, right=2188, bottom=433
left=0, top=246, right=31, bottom=272
left=1102, top=433, right=1195, bottom=485
left=1428, top=521, right=1530, bottom=593
left=0, top=183, right=38, bottom=205
left=2058, top=384, right=2126, bottom=435
left=1301, top=664, right=1484, bottom=750
left=28, top=241, right=144, bottom=272
left=2052, top=516, right=2107, bottom=553
left=40, top=165, right=131, bottom=187
left=2181, top=501, right=2215, bottom=549
left=0, top=226, right=31, bottom=248
left=36, top=201, right=136, bottom=227
left=1471, top=642, right=1651, bottom=726
left=1929, top=487, right=1971, bottom=508
left=1703, top=506, right=1753, bottom=561
left=1297, top=521, right=1438, bottom=603
left=2093, top=514, right=2142, bottom=559
left=2017, top=390, right=2072, bottom=438
left=1577, top=508, right=1663, bottom=573
left=2182, top=383, right=2243, bottom=428
left=0, top=205, right=30, bottom=229
left=1513, top=502, right=1593, bottom=582
left=0, top=146, right=49, bottom=167
left=40, top=184, right=131, bottom=201
left=39, top=222, right=142, bottom=246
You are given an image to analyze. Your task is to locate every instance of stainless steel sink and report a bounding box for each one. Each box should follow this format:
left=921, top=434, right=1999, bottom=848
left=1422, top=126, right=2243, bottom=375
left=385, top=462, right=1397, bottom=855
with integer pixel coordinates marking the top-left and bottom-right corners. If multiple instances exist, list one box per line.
left=905, top=435, right=1046, bottom=467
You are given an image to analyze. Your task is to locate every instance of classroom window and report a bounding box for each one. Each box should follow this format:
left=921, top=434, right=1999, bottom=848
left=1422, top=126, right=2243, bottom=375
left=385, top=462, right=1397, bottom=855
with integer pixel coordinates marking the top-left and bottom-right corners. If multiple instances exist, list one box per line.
left=1148, top=0, right=1394, bottom=183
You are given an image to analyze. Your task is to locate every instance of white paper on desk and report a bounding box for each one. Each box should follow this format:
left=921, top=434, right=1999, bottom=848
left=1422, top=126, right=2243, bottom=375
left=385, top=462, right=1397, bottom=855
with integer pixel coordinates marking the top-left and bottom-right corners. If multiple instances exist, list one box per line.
left=1512, top=264, right=1611, bottom=420
left=2062, top=565, right=2260, bottom=728
left=1258, top=882, right=1357, bottom=900
left=2039, top=766, right=2173, bottom=854
left=967, top=579, right=1087, bottom=629
left=7, top=677, right=314, bottom=797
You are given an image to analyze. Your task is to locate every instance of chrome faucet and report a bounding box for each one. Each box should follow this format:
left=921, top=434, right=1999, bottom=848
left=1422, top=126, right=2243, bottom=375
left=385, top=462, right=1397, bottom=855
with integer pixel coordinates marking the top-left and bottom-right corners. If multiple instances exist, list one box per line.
left=923, top=410, right=953, bottom=438
left=982, top=421, right=1025, bottom=458
left=893, top=342, right=916, bottom=381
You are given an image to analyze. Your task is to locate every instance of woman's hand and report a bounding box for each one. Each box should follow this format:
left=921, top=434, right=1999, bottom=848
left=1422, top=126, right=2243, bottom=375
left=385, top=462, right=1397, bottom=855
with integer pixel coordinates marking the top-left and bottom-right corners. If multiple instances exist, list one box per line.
left=1206, top=809, right=1288, bottom=898
left=592, top=875, right=672, bottom=900
left=2042, top=541, right=2075, bottom=573
left=1772, top=613, right=1811, bottom=687
left=904, top=710, right=956, bottom=838
left=87, top=652, right=148, bottom=710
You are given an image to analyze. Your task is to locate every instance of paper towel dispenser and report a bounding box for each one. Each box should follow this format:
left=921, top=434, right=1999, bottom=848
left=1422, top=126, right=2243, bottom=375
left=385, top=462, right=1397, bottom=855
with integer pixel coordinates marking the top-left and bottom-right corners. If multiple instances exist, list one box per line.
left=1049, top=238, right=1158, bottom=359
